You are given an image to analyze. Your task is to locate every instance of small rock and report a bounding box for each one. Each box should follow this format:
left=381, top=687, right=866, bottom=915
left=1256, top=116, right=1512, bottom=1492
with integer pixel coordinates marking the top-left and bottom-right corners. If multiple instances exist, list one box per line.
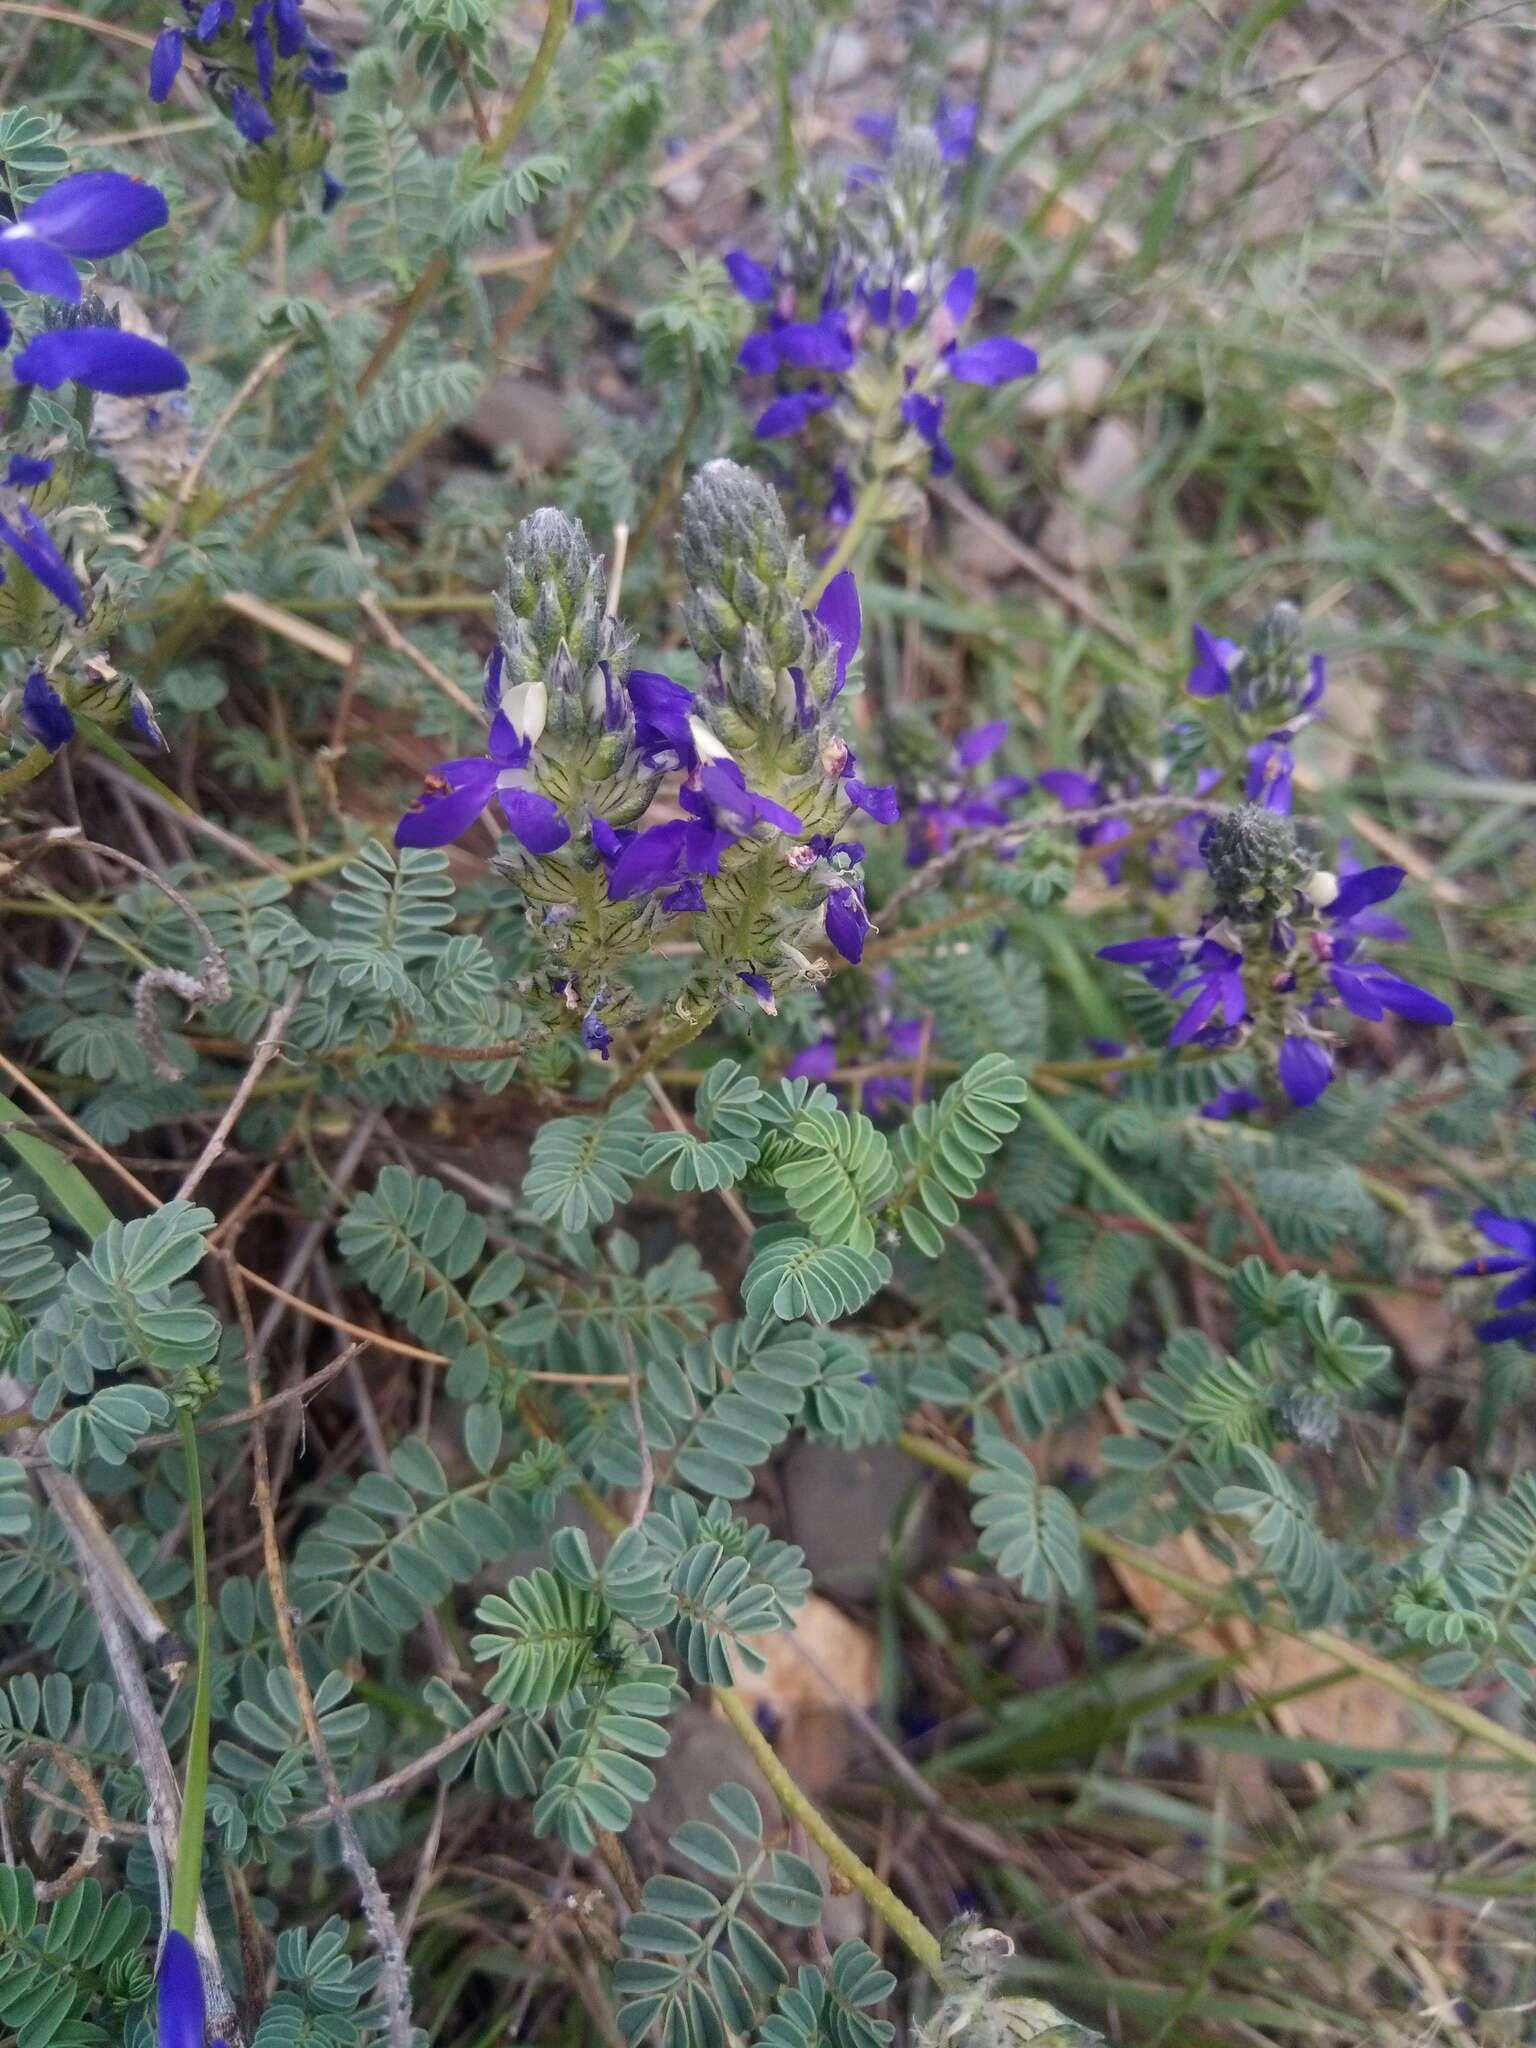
left=782, top=1440, right=933, bottom=1597
left=463, top=374, right=571, bottom=471
left=733, top=1594, right=879, bottom=1730
left=1021, top=349, right=1114, bottom=421
left=642, top=1704, right=780, bottom=1849
left=823, top=27, right=869, bottom=89
left=662, top=169, right=705, bottom=211
left=1037, top=418, right=1144, bottom=572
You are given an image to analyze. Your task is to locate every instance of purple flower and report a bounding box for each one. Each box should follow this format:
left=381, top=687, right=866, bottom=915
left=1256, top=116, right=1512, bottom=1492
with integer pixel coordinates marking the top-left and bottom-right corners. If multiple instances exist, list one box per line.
left=812, top=569, right=861, bottom=710
left=130, top=688, right=166, bottom=749
left=753, top=391, right=835, bottom=444
left=1037, top=768, right=1102, bottom=810
left=945, top=335, right=1037, bottom=387
left=1277, top=1034, right=1332, bottom=1107
left=149, top=25, right=183, bottom=101
left=1452, top=1212, right=1536, bottom=1333
left=573, top=0, right=605, bottom=18
left=723, top=249, right=774, bottom=303
left=852, top=112, right=898, bottom=153
left=300, top=51, right=347, bottom=93
left=826, top=467, right=854, bottom=528
left=662, top=877, right=706, bottom=915
left=12, top=326, right=188, bottom=397
left=687, top=758, right=801, bottom=839
left=845, top=778, right=899, bottom=823
left=1327, top=955, right=1453, bottom=1027
left=321, top=169, right=346, bottom=213
left=786, top=1037, right=839, bottom=1081
left=1245, top=735, right=1294, bottom=812
left=754, top=388, right=834, bottom=439
left=581, top=1011, right=612, bottom=1059
left=824, top=884, right=870, bottom=964
left=230, top=84, right=275, bottom=143
left=395, top=707, right=569, bottom=854
left=19, top=670, right=75, bottom=752
left=1299, top=653, right=1326, bottom=713
left=738, top=972, right=776, bottom=1015
left=248, top=1, right=275, bottom=98
left=0, top=502, right=84, bottom=617
left=273, top=0, right=305, bottom=57
left=606, top=820, right=693, bottom=901
left=4, top=454, right=51, bottom=488
left=1200, top=1087, right=1265, bottom=1120
left=1097, top=933, right=1188, bottom=983
left=955, top=720, right=1008, bottom=769
left=628, top=668, right=697, bottom=769
left=739, top=314, right=853, bottom=375
left=1186, top=623, right=1242, bottom=698
left=1322, top=863, right=1404, bottom=925
left=157, top=1932, right=210, bottom=2048
left=1165, top=939, right=1247, bottom=1044
left=932, top=97, right=978, bottom=163
left=900, top=390, right=954, bottom=475
left=0, top=170, right=169, bottom=302
left=196, top=0, right=234, bottom=33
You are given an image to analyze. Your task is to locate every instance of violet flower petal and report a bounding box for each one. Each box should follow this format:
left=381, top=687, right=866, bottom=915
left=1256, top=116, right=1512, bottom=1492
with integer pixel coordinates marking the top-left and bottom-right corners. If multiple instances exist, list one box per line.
left=500, top=786, right=570, bottom=854
left=20, top=669, right=75, bottom=752
left=16, top=169, right=168, bottom=257
left=394, top=756, right=499, bottom=848
left=149, top=26, right=184, bottom=101
left=946, top=335, right=1037, bottom=386
left=12, top=326, right=188, bottom=396
left=1278, top=1035, right=1332, bottom=1107
left=723, top=249, right=774, bottom=303
left=1472, top=1209, right=1536, bottom=1258
left=955, top=719, right=1007, bottom=768
left=0, top=504, right=84, bottom=616
left=156, top=1932, right=206, bottom=2048
left=845, top=778, right=898, bottom=823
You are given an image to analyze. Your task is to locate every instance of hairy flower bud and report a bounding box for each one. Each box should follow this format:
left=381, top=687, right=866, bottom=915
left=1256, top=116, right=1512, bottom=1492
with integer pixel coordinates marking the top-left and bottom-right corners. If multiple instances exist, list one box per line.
left=1201, top=803, right=1312, bottom=926
left=680, top=462, right=840, bottom=756
left=496, top=508, right=631, bottom=696
left=1238, top=600, right=1311, bottom=719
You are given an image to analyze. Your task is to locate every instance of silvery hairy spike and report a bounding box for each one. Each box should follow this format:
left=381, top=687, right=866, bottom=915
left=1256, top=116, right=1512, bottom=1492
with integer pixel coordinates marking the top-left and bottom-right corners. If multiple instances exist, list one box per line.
left=1239, top=599, right=1308, bottom=717
left=681, top=463, right=817, bottom=727
left=1200, top=803, right=1312, bottom=928
left=495, top=507, right=612, bottom=688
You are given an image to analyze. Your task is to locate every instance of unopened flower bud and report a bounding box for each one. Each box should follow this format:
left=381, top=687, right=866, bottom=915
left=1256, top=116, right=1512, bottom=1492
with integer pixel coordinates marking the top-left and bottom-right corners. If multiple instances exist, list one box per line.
left=1201, top=804, right=1312, bottom=927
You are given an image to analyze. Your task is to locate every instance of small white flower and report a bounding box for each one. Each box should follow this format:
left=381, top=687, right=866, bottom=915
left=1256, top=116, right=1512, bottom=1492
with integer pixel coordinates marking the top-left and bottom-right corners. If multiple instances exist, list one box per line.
left=688, top=716, right=732, bottom=764
left=1302, top=868, right=1340, bottom=909
left=503, top=678, right=548, bottom=745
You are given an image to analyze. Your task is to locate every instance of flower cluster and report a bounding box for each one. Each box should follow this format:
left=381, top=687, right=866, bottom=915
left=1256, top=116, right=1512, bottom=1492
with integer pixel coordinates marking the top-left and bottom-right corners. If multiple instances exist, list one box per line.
left=3, top=171, right=185, bottom=762
left=1, top=172, right=186, bottom=395
left=1098, top=804, right=1454, bottom=1108
left=1181, top=601, right=1327, bottom=815
left=394, top=464, right=897, bottom=1056
left=724, top=123, right=1035, bottom=541
left=890, top=715, right=1031, bottom=868
left=148, top=0, right=345, bottom=202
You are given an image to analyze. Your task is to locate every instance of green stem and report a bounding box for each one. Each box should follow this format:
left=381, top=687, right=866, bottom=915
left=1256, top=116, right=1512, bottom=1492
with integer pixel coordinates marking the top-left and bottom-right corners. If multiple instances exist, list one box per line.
left=1019, top=1088, right=1231, bottom=1279
left=712, top=1686, right=942, bottom=1980
left=0, top=742, right=54, bottom=799
left=896, top=1430, right=1536, bottom=1775
left=249, top=0, right=573, bottom=548
left=169, top=1407, right=213, bottom=1939
left=810, top=483, right=881, bottom=601
left=236, top=206, right=280, bottom=264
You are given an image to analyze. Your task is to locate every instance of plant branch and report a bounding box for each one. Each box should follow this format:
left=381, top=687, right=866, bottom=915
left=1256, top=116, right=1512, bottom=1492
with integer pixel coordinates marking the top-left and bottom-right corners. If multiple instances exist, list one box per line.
left=711, top=1686, right=942, bottom=1981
